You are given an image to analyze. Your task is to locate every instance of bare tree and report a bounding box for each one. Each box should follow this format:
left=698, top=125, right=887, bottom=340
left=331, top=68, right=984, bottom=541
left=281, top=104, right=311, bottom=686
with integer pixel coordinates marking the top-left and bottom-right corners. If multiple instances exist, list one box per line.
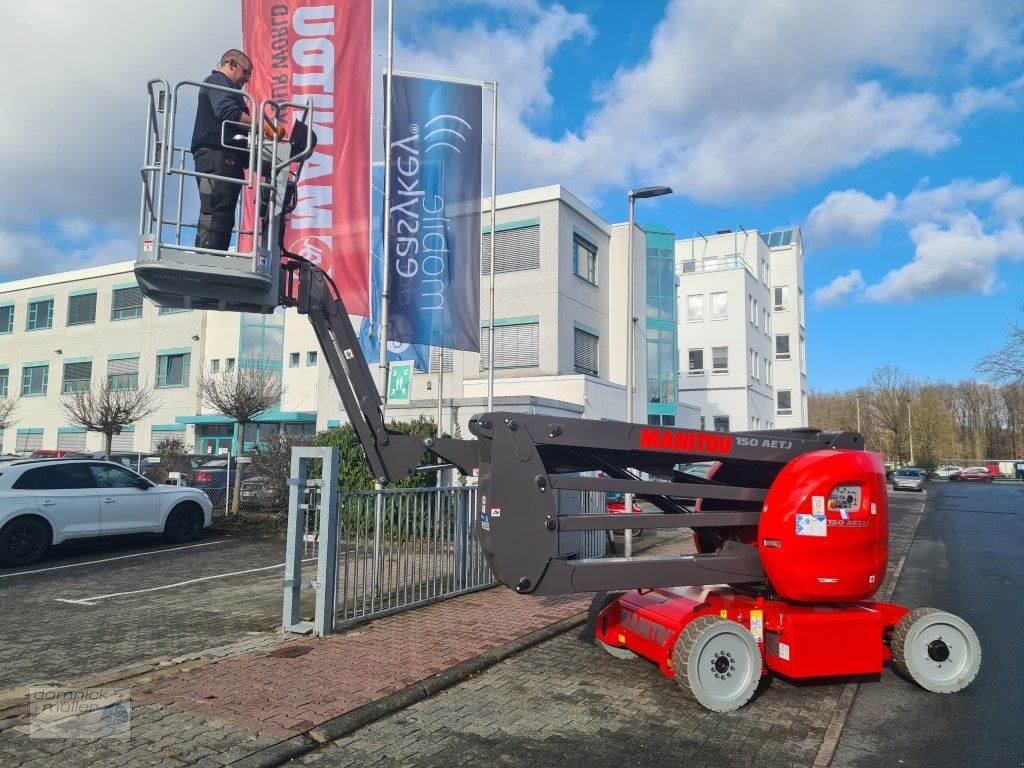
left=199, top=367, right=283, bottom=514
left=61, top=383, right=159, bottom=460
left=867, top=365, right=916, bottom=465
left=976, top=304, right=1024, bottom=383
left=0, top=397, right=20, bottom=442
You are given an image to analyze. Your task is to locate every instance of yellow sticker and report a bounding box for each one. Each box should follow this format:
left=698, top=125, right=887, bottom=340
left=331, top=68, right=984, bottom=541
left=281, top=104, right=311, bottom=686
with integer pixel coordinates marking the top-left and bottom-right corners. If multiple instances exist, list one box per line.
left=719, top=609, right=728, bottom=618
left=617, top=633, right=626, bottom=644
left=750, top=609, right=764, bottom=642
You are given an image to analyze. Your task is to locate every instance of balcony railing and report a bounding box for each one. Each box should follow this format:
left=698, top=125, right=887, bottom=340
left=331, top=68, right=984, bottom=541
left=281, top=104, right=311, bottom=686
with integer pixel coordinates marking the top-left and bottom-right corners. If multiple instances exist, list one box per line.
left=677, top=254, right=754, bottom=276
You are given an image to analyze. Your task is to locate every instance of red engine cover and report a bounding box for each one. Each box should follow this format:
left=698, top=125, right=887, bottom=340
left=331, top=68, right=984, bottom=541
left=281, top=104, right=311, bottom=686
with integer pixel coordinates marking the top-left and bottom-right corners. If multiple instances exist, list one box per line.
left=758, top=450, right=887, bottom=602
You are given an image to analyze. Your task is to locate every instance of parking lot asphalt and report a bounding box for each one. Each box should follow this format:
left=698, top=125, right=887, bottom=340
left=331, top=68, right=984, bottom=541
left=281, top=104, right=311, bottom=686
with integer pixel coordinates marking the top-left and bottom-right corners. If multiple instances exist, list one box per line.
left=292, top=491, right=933, bottom=768
left=831, top=480, right=1024, bottom=768
left=0, top=531, right=307, bottom=695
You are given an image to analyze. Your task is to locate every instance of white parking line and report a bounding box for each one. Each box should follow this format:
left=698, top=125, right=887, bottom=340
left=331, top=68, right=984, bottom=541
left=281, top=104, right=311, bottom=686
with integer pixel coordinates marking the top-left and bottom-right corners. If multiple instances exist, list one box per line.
left=54, top=558, right=316, bottom=606
left=0, top=540, right=227, bottom=579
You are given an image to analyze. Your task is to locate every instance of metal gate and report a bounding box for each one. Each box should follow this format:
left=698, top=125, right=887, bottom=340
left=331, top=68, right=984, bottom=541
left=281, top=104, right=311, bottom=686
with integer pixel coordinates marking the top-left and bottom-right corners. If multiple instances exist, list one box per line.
left=282, top=448, right=606, bottom=635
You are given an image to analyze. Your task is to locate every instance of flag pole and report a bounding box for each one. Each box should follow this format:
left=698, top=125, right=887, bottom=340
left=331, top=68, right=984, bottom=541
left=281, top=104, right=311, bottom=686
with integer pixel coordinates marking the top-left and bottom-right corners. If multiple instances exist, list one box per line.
left=487, top=81, right=498, bottom=411
left=378, top=0, right=395, bottom=415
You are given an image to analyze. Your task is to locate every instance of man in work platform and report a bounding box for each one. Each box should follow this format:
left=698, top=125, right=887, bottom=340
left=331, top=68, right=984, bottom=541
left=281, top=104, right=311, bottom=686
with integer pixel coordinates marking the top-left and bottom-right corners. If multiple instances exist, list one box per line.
left=191, top=49, right=253, bottom=252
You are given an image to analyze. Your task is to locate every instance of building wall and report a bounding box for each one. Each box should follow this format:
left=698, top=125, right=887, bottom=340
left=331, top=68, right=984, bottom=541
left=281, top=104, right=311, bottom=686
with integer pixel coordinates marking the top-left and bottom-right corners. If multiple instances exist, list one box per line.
left=765, top=229, right=808, bottom=427
left=643, top=222, right=680, bottom=426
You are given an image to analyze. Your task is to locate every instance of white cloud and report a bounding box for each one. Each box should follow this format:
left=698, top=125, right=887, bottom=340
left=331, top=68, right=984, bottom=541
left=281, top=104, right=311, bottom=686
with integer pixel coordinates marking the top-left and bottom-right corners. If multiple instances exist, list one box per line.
left=0, top=223, right=135, bottom=282
left=809, top=176, right=1024, bottom=303
left=806, top=189, right=898, bottom=245
left=812, top=270, right=866, bottom=307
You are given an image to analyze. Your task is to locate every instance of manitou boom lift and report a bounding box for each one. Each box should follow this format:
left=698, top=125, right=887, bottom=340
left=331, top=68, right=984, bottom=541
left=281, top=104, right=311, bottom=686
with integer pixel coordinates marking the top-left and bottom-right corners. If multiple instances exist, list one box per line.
left=136, top=82, right=980, bottom=711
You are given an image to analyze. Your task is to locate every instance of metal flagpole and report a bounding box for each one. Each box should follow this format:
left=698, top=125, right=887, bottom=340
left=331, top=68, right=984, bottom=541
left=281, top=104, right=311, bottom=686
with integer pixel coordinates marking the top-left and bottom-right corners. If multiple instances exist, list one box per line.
left=487, top=82, right=498, bottom=411
left=624, top=195, right=635, bottom=558
left=378, top=0, right=396, bottom=412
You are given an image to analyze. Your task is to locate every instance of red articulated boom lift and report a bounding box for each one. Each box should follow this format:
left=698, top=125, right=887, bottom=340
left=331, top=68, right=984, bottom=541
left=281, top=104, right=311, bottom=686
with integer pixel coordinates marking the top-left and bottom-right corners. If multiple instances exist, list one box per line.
left=136, top=82, right=981, bottom=712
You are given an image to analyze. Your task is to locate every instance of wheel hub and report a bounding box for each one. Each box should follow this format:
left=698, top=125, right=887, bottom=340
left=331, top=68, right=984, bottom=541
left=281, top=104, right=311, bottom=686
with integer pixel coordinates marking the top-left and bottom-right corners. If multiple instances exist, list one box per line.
left=710, top=650, right=735, bottom=678
left=927, top=637, right=950, bottom=663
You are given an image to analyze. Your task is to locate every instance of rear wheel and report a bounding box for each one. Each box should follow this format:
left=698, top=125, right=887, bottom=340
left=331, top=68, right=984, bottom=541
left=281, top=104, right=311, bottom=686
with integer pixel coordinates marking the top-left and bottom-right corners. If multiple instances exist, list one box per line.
left=0, top=516, right=51, bottom=567
left=163, top=504, right=204, bottom=544
left=891, top=607, right=980, bottom=694
left=672, top=616, right=761, bottom=711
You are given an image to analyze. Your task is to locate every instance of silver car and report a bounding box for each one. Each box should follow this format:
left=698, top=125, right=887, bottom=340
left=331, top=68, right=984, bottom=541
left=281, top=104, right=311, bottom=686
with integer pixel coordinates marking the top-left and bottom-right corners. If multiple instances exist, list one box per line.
left=892, top=467, right=925, bottom=492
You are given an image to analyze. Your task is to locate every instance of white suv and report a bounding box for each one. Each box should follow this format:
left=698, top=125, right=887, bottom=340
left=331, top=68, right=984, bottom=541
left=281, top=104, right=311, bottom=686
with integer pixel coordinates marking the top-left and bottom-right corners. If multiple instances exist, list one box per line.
left=0, top=459, right=213, bottom=567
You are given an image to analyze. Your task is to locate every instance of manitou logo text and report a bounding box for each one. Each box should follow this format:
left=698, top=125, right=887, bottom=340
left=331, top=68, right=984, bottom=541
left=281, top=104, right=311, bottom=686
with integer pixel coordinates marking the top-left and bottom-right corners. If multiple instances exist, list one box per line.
left=638, top=428, right=734, bottom=455
left=621, top=610, right=671, bottom=645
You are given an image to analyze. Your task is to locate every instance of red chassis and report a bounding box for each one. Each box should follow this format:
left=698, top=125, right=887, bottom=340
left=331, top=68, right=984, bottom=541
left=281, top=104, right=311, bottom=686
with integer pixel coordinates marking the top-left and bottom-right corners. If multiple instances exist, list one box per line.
left=595, top=587, right=909, bottom=681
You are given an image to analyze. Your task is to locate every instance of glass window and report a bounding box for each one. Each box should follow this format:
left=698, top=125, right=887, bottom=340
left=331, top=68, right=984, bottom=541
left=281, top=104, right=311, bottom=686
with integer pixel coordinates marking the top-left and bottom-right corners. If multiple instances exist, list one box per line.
left=107, top=356, right=139, bottom=391
left=710, top=292, right=727, bottom=320
left=27, top=299, right=54, bottom=331
left=62, top=361, right=92, bottom=393
left=750, top=297, right=758, bottom=325
left=156, top=353, right=190, bottom=388
left=0, top=304, right=13, bottom=334
left=573, top=327, right=599, bottom=376
left=777, top=389, right=793, bottom=413
left=307, top=351, right=318, bottom=367
left=480, top=322, right=540, bottom=370
left=572, top=234, right=598, bottom=285
left=712, top=347, right=728, bottom=372
left=688, top=348, right=704, bottom=373
left=713, top=416, right=730, bottom=432
left=210, top=359, right=220, bottom=374
left=482, top=224, right=540, bottom=274
left=775, top=334, right=790, bottom=359
left=750, top=349, right=758, bottom=379
left=0, top=368, right=7, bottom=398
left=646, top=258, right=659, bottom=296
left=766, top=360, right=772, bottom=385
left=13, top=463, right=92, bottom=490
left=774, top=285, right=790, bottom=310
left=21, top=364, right=48, bottom=395
left=225, top=357, right=236, bottom=373
left=289, top=352, right=300, bottom=367
left=158, top=305, right=190, bottom=314
left=67, top=293, right=97, bottom=326
left=686, top=294, right=704, bottom=322
left=111, top=287, right=144, bottom=320
left=662, top=415, right=675, bottom=426
left=89, top=463, right=147, bottom=489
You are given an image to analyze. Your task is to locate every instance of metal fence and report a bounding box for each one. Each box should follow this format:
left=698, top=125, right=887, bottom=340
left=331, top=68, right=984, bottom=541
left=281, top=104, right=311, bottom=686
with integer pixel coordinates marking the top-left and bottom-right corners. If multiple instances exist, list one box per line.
left=282, top=448, right=606, bottom=635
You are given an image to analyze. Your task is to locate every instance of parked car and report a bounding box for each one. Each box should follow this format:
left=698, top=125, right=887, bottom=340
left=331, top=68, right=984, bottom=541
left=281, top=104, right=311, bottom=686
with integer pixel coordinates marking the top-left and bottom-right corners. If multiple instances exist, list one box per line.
left=72, top=452, right=157, bottom=474
left=191, top=457, right=255, bottom=506
left=891, top=467, right=926, bottom=492
left=0, top=458, right=213, bottom=567
left=606, top=494, right=644, bottom=536
left=239, top=474, right=285, bottom=512
left=950, top=466, right=995, bottom=483
left=935, top=465, right=965, bottom=478
left=28, top=449, right=77, bottom=459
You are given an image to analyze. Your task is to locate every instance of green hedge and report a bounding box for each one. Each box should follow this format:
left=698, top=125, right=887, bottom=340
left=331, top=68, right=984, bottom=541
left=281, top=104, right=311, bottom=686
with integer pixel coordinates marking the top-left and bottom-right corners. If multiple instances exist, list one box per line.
left=313, top=417, right=438, bottom=491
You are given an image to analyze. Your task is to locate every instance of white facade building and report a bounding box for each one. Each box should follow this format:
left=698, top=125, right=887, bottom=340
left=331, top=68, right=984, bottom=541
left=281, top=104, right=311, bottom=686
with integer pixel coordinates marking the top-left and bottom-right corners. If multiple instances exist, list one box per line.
left=674, top=227, right=808, bottom=432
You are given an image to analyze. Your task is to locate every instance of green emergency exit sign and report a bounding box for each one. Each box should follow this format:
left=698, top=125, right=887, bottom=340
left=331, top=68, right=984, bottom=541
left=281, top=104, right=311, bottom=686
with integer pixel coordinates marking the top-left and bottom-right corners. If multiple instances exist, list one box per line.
left=386, top=360, right=413, bottom=405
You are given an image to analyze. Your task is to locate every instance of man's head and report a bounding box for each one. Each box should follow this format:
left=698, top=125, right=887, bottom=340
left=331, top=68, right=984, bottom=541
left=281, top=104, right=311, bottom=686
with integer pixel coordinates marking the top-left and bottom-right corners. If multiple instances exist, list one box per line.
left=218, top=49, right=252, bottom=86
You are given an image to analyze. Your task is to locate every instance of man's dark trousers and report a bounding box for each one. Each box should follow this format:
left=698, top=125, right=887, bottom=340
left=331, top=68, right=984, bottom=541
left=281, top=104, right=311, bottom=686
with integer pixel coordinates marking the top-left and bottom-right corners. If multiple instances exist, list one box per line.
left=194, top=148, right=245, bottom=251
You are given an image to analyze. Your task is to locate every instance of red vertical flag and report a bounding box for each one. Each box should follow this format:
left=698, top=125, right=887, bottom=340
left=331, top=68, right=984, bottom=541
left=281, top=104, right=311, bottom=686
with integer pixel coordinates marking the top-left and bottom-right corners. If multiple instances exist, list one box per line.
left=241, top=0, right=371, bottom=315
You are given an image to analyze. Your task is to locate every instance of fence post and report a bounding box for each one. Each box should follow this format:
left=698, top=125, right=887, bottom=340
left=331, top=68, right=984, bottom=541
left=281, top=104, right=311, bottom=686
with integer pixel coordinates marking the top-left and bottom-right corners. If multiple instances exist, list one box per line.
left=371, top=486, right=384, bottom=611
left=313, top=447, right=339, bottom=636
left=454, top=488, right=468, bottom=591
left=282, top=450, right=309, bottom=633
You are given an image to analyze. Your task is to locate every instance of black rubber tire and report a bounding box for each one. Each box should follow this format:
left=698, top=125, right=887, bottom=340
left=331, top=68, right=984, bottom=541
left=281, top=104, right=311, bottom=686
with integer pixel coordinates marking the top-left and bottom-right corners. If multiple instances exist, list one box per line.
left=0, top=516, right=51, bottom=567
left=163, top=504, right=204, bottom=544
left=890, top=607, right=981, bottom=694
left=672, top=616, right=761, bottom=712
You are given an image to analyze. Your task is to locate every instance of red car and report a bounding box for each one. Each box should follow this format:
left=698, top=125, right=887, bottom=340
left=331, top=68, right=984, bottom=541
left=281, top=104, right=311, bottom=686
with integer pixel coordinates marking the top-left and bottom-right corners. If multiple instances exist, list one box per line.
left=28, top=449, right=77, bottom=459
left=950, top=466, right=995, bottom=482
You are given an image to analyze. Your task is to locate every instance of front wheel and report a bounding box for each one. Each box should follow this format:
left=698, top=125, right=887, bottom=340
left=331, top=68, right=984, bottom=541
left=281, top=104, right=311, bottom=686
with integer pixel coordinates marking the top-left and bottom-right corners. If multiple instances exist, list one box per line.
left=672, top=616, right=762, bottom=711
left=0, top=517, right=51, bottom=567
left=163, top=504, right=204, bottom=544
left=891, top=607, right=980, bottom=694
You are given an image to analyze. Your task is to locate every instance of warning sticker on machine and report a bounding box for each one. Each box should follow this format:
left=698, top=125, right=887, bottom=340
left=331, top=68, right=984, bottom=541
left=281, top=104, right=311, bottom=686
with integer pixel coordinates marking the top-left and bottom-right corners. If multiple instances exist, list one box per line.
left=812, top=495, right=825, bottom=515
left=796, top=513, right=827, bottom=537
left=750, top=609, right=763, bottom=642
left=778, top=642, right=790, bottom=661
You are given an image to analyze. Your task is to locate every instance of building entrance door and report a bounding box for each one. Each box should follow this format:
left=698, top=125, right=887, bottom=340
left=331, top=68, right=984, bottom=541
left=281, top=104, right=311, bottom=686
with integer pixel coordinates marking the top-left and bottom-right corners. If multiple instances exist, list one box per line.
left=197, top=424, right=234, bottom=455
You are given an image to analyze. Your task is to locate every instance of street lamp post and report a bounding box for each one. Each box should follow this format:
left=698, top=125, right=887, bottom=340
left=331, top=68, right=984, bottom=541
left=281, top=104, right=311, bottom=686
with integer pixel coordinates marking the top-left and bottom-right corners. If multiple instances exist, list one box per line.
left=624, top=185, right=672, bottom=558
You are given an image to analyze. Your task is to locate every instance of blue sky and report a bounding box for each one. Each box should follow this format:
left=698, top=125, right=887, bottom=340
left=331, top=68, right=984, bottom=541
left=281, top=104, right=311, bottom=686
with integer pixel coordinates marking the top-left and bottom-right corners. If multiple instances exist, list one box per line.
left=1, top=0, right=1022, bottom=391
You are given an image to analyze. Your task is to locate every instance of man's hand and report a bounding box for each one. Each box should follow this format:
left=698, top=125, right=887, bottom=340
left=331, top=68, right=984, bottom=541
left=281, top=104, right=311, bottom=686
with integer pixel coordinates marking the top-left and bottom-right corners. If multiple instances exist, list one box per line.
left=263, top=122, right=287, bottom=140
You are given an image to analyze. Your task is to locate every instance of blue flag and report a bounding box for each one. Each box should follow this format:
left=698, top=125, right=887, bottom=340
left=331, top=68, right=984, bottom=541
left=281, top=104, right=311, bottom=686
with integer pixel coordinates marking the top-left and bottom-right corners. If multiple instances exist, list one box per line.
left=385, top=74, right=482, bottom=352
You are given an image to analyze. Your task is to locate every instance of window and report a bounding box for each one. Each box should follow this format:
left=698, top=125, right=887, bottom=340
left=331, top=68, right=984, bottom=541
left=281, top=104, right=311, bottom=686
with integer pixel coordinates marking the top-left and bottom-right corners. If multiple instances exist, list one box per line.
left=158, top=306, right=189, bottom=314
left=0, top=368, right=7, bottom=398
left=762, top=308, right=770, bottom=333
left=307, top=351, right=317, bottom=367
left=429, top=346, right=453, bottom=374
left=750, top=349, right=758, bottom=380
left=108, top=356, right=139, bottom=391
left=766, top=360, right=772, bottom=385
left=56, top=429, right=87, bottom=452
left=573, top=326, right=599, bottom=376
left=646, top=327, right=676, bottom=403
left=111, top=428, right=135, bottom=452
left=481, top=224, right=540, bottom=274
left=688, top=348, right=704, bottom=374
left=777, top=389, right=793, bottom=415
left=210, top=359, right=220, bottom=374
left=27, top=299, right=53, bottom=331
left=480, top=321, right=539, bottom=370
left=156, top=352, right=190, bottom=388
left=759, top=356, right=767, bottom=382
left=749, top=296, right=758, bottom=326
left=686, top=294, right=704, bottom=322
left=798, top=288, right=805, bottom=324
left=774, top=285, right=790, bottom=310
left=21, top=364, right=48, bottom=396
left=12, top=463, right=91, bottom=490
left=775, top=334, right=790, bottom=360
left=15, top=429, right=43, bottom=453
left=710, top=292, right=728, bottom=320
left=0, top=304, right=13, bottom=333
left=712, top=346, right=728, bottom=373
left=647, top=414, right=677, bottom=427
left=713, top=416, right=730, bottom=432
left=67, top=293, right=97, bottom=325
left=151, top=429, right=186, bottom=451
left=800, top=334, right=806, bottom=374
left=89, top=463, right=146, bottom=489
left=111, top=286, right=144, bottom=320
left=289, top=352, right=300, bottom=368
left=572, top=234, right=598, bottom=285
left=646, top=247, right=675, bottom=320
left=225, top=357, right=236, bottom=373
left=62, top=361, right=92, bottom=393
